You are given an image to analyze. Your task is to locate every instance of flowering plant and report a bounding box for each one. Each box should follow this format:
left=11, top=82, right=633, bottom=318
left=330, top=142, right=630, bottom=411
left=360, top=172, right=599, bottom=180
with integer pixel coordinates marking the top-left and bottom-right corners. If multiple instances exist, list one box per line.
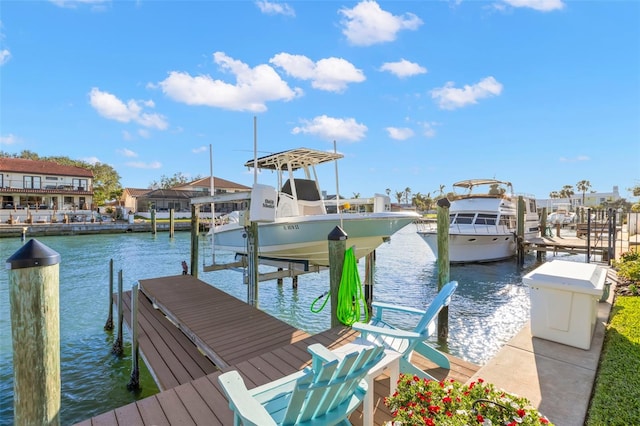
left=385, top=374, right=553, bottom=425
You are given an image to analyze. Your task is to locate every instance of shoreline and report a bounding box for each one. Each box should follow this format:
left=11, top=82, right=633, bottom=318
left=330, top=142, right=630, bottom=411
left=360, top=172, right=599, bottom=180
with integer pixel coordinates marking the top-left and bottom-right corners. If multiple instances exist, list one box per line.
left=0, top=221, right=193, bottom=238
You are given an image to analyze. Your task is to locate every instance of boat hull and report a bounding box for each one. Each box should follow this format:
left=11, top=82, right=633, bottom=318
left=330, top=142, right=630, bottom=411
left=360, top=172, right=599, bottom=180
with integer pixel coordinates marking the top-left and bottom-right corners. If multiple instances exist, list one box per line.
left=213, top=212, right=418, bottom=266
left=418, top=230, right=519, bottom=263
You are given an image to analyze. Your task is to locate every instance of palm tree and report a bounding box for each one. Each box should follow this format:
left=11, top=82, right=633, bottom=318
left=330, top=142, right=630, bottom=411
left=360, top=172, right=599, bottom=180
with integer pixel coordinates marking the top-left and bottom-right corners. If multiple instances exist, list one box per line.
left=549, top=191, right=560, bottom=198
left=404, top=187, right=411, bottom=204
left=576, top=180, right=591, bottom=206
left=385, top=188, right=391, bottom=197
left=395, top=191, right=404, bottom=204
left=559, top=185, right=575, bottom=199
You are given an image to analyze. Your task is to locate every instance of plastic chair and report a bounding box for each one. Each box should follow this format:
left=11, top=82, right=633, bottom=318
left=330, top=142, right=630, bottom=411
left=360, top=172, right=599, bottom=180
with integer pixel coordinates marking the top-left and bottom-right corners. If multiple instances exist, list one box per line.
left=218, top=342, right=384, bottom=426
left=351, top=280, right=458, bottom=380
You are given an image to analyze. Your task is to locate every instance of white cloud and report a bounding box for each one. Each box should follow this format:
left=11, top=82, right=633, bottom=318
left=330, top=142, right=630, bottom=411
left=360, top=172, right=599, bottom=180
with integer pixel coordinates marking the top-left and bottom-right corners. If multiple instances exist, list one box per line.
left=122, top=130, right=133, bottom=141
left=500, top=0, right=565, bottom=11
left=559, top=155, right=590, bottom=163
left=117, top=148, right=138, bottom=158
left=431, top=76, right=503, bottom=110
left=386, top=127, right=414, bottom=140
left=255, top=0, right=295, bottom=17
left=0, top=49, right=10, bottom=66
left=380, top=59, right=427, bottom=78
left=0, top=133, right=18, bottom=145
left=420, top=122, right=437, bottom=138
left=270, top=53, right=365, bottom=92
left=192, top=146, right=208, bottom=153
left=158, top=52, right=302, bottom=112
left=49, top=0, right=109, bottom=9
left=292, top=115, right=367, bottom=142
left=138, top=129, right=150, bottom=139
left=126, top=161, right=162, bottom=169
left=89, top=88, right=168, bottom=130
left=339, top=1, right=423, bottom=46
left=81, top=156, right=100, bottom=165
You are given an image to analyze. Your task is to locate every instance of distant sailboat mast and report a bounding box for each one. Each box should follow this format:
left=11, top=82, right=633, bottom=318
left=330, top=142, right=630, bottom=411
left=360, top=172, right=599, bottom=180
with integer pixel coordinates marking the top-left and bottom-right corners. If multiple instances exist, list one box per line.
left=210, top=143, right=215, bottom=265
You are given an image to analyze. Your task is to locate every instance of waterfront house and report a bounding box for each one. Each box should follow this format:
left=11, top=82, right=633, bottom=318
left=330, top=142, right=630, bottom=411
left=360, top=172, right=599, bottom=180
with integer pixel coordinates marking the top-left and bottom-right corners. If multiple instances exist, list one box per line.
left=0, top=157, right=94, bottom=223
left=121, top=177, right=251, bottom=217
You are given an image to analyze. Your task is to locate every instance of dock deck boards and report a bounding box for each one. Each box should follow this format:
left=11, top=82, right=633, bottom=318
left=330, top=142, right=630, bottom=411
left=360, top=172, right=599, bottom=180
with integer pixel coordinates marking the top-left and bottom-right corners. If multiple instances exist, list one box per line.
left=139, top=275, right=311, bottom=368
left=77, top=275, right=479, bottom=426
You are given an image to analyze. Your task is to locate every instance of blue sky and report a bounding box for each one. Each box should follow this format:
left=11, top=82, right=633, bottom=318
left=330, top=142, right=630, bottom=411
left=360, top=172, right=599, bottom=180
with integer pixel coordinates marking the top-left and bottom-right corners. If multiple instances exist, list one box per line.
left=1, top=0, right=639, bottom=201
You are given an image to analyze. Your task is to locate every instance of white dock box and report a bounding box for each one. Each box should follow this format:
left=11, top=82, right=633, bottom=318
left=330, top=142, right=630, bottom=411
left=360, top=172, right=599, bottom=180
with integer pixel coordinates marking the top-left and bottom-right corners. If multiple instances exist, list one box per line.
left=523, top=260, right=605, bottom=350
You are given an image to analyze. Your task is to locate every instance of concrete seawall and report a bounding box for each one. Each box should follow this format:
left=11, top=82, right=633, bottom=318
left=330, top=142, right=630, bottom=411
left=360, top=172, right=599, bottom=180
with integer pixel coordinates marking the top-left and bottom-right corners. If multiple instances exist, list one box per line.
left=0, top=222, right=193, bottom=238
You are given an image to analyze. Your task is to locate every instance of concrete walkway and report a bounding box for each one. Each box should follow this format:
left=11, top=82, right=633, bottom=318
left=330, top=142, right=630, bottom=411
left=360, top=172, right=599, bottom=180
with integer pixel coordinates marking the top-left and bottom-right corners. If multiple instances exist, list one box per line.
left=467, top=269, right=617, bottom=426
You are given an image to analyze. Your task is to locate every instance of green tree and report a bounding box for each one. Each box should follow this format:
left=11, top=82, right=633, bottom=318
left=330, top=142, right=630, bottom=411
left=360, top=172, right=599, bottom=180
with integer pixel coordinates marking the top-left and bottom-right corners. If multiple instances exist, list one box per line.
left=91, top=162, right=122, bottom=206
left=149, top=172, right=192, bottom=189
left=549, top=191, right=560, bottom=198
left=394, top=190, right=404, bottom=204
left=576, top=180, right=592, bottom=206
left=559, top=185, right=574, bottom=199
left=404, top=187, right=411, bottom=204
left=385, top=188, right=391, bottom=197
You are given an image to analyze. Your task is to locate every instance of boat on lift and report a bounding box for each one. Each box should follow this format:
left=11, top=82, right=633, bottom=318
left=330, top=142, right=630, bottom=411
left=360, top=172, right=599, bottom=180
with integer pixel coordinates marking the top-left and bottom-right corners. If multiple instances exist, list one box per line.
left=415, top=179, right=539, bottom=263
left=212, top=147, right=419, bottom=267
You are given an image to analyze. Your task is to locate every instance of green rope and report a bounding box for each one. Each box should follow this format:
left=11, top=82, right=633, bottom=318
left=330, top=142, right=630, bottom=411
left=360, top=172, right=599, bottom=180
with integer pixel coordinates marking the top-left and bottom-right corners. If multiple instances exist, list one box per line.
left=336, top=247, right=369, bottom=326
left=309, top=247, right=369, bottom=326
left=310, top=291, right=329, bottom=313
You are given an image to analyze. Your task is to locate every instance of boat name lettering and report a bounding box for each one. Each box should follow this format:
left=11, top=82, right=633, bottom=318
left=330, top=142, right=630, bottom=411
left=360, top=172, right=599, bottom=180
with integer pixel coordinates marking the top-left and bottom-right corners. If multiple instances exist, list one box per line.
left=262, top=198, right=275, bottom=209
left=283, top=224, right=299, bottom=230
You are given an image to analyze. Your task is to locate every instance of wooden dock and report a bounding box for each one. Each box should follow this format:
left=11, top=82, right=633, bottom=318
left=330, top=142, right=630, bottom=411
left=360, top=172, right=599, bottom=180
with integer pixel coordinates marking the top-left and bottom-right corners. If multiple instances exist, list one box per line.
left=76, top=275, right=478, bottom=426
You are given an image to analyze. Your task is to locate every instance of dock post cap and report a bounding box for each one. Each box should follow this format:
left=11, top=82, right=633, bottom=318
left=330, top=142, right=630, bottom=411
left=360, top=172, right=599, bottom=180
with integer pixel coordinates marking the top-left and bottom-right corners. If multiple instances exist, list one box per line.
left=6, top=239, right=61, bottom=270
left=328, top=226, right=348, bottom=241
left=437, top=198, right=451, bottom=208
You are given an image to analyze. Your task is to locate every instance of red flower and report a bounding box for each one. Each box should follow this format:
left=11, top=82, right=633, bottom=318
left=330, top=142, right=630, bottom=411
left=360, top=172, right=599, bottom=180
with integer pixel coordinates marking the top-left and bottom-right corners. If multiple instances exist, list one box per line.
left=428, top=405, right=441, bottom=413
left=517, top=408, right=527, bottom=418
left=425, top=418, right=435, bottom=426
left=442, top=396, right=452, bottom=404
left=540, top=417, right=550, bottom=424
left=476, top=414, right=485, bottom=423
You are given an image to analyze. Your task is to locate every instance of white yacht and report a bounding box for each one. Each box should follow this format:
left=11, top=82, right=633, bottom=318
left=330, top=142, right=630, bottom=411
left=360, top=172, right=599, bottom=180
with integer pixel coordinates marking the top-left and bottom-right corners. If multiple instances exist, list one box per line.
left=416, top=179, right=539, bottom=263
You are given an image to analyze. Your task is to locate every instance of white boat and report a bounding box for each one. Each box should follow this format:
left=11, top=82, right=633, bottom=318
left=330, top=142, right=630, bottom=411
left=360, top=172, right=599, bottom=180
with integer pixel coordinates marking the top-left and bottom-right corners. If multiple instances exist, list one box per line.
left=415, top=179, right=539, bottom=263
left=212, top=148, right=419, bottom=267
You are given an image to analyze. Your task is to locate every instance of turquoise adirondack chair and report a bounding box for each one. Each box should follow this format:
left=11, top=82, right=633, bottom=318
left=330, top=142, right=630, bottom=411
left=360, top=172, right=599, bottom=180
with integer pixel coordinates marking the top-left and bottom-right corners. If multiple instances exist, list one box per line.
left=351, top=280, right=458, bottom=380
left=217, top=342, right=385, bottom=426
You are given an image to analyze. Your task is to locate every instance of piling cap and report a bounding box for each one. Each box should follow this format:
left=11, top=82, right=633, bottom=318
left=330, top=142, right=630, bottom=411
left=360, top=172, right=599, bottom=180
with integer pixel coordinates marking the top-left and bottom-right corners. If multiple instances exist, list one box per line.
left=6, top=239, right=61, bottom=270
left=437, top=198, right=451, bottom=208
left=328, top=226, right=348, bottom=241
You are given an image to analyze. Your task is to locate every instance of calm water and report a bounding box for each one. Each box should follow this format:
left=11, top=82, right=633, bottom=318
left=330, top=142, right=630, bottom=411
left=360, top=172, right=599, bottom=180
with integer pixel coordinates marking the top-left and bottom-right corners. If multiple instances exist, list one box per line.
left=0, top=224, right=579, bottom=425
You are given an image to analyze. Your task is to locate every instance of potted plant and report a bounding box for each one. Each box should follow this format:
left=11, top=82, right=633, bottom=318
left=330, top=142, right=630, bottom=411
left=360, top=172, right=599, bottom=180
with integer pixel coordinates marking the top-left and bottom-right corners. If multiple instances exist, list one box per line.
left=385, top=374, right=552, bottom=425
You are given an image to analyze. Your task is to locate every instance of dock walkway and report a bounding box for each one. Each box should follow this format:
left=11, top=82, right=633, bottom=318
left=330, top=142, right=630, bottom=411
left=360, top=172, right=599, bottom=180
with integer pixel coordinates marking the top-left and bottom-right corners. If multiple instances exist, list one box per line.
left=77, top=275, right=478, bottom=426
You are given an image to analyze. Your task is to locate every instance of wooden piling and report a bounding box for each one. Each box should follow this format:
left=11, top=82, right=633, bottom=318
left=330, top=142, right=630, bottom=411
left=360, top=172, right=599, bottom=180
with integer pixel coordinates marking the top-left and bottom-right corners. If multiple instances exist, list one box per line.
left=364, top=250, right=375, bottom=312
left=246, top=220, right=259, bottom=306
left=538, top=208, right=547, bottom=261
left=190, top=204, right=199, bottom=279
left=169, top=208, right=175, bottom=238
left=127, top=282, right=140, bottom=391
left=104, top=258, right=114, bottom=331
left=436, top=197, right=450, bottom=342
left=150, top=209, right=157, bottom=235
left=112, top=269, right=124, bottom=356
left=328, top=226, right=347, bottom=328
left=7, top=239, right=61, bottom=426
left=517, top=196, right=525, bottom=266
